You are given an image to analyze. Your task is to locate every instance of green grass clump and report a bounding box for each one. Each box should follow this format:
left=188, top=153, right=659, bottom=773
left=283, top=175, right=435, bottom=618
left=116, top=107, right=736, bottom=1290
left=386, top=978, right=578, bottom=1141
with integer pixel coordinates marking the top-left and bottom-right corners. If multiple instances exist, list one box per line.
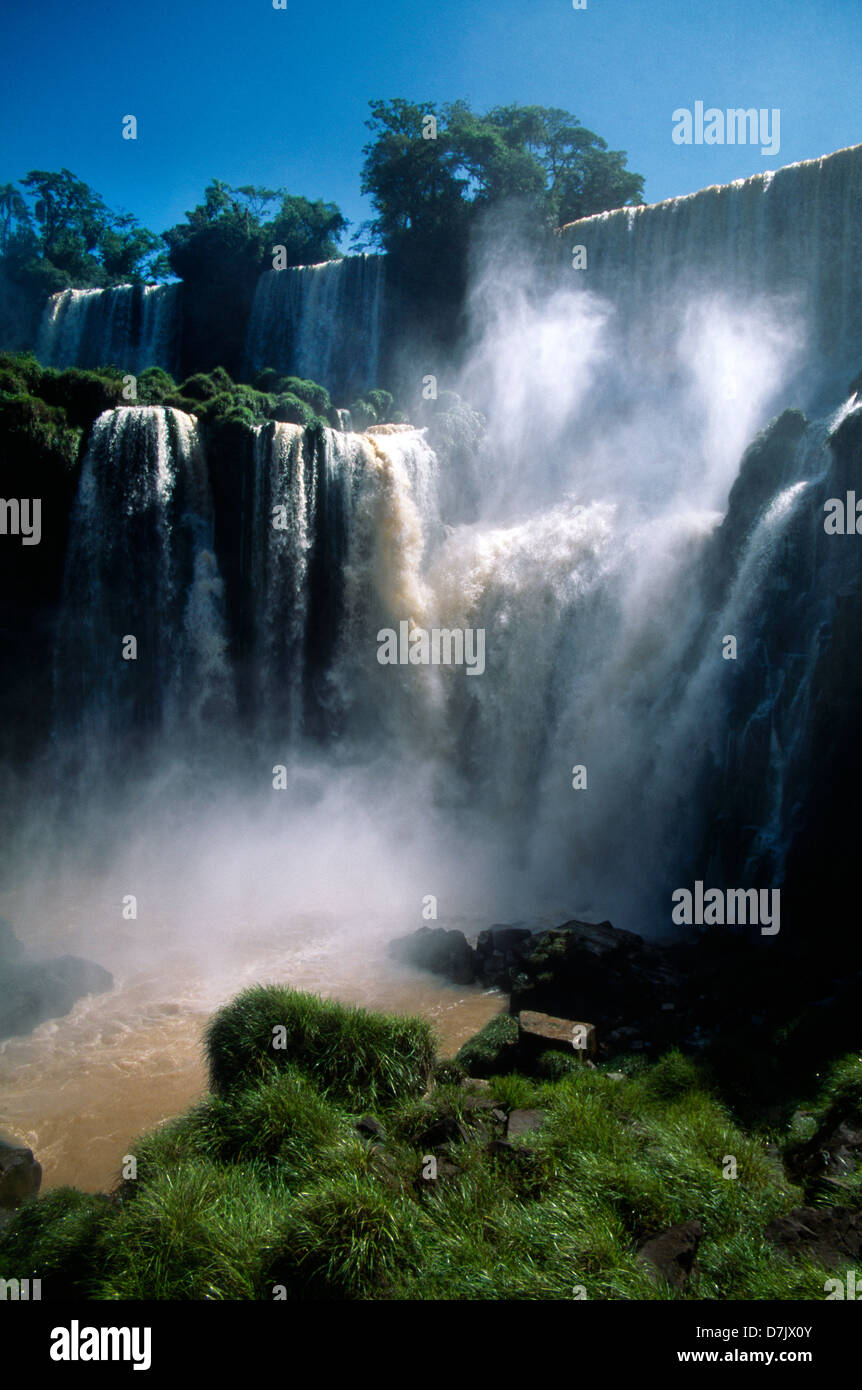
left=535, top=1049, right=579, bottom=1081
left=0, top=1188, right=116, bottom=1299
left=261, top=1173, right=420, bottom=1299
left=641, top=1048, right=705, bottom=1102
left=455, top=1012, right=519, bottom=1076
left=204, top=984, right=436, bottom=1107
left=212, top=1068, right=351, bottom=1179
left=99, top=1159, right=289, bottom=1300
left=780, top=1051, right=862, bottom=1206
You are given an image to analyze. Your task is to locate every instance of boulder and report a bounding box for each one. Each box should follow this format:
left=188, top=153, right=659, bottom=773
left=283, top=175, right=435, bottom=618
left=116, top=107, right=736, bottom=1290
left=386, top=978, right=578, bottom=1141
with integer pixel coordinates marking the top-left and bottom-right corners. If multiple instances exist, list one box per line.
left=507, top=1108, right=547, bottom=1139
left=637, top=1220, right=703, bottom=1290
left=787, top=1115, right=862, bottom=1183
left=475, top=926, right=533, bottom=987
left=0, top=1140, right=42, bottom=1208
left=766, top=1207, right=862, bottom=1269
left=507, top=919, right=682, bottom=1033
left=518, top=1010, right=597, bottom=1057
left=0, top=920, right=114, bottom=1042
left=388, top=927, right=475, bottom=985
left=355, top=1115, right=385, bottom=1142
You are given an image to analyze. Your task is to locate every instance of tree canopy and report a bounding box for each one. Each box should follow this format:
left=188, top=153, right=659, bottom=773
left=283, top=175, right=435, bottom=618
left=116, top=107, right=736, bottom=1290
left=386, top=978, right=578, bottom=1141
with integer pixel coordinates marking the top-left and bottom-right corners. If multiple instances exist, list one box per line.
left=162, top=182, right=348, bottom=284
left=0, top=169, right=167, bottom=295
left=358, top=98, right=645, bottom=258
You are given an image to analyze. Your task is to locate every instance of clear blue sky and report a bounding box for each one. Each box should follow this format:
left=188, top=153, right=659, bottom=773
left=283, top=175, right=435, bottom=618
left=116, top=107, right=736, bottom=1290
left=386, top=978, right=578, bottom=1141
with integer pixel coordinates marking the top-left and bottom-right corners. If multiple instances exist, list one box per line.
left=1, top=0, right=859, bottom=243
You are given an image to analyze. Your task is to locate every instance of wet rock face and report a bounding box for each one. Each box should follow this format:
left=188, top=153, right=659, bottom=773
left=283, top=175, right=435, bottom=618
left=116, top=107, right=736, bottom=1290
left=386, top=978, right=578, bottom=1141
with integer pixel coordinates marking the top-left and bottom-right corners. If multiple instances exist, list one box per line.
left=0, top=917, right=113, bottom=1043
left=0, top=1139, right=42, bottom=1208
left=387, top=926, right=476, bottom=985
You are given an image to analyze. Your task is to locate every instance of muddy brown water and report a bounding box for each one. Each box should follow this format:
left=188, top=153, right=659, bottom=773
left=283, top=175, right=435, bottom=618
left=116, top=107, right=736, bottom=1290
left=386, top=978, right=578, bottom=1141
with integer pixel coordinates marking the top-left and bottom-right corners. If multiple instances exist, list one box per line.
left=0, top=906, right=504, bottom=1194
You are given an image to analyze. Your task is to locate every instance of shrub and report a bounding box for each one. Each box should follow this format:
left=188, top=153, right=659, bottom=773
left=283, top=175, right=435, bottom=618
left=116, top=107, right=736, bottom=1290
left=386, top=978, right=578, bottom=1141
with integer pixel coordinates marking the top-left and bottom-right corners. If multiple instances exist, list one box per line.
left=279, top=376, right=331, bottom=416
left=178, top=369, right=233, bottom=403
left=348, top=398, right=378, bottom=431
left=0, top=351, right=43, bottom=395
left=251, top=368, right=282, bottom=394
left=0, top=392, right=81, bottom=468
left=366, top=388, right=394, bottom=420
left=163, top=393, right=203, bottom=416
left=38, top=367, right=125, bottom=429
left=271, top=392, right=318, bottom=428
left=136, top=367, right=176, bottom=403
left=199, top=387, right=273, bottom=424
left=204, top=985, right=437, bottom=1107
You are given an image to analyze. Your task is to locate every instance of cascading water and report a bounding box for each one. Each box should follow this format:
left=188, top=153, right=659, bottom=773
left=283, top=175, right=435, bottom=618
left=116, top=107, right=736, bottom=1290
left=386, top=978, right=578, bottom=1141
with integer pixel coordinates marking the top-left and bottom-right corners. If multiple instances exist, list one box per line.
left=246, top=420, right=440, bottom=744
left=53, top=406, right=232, bottom=772
left=36, top=282, right=181, bottom=375
left=48, top=144, right=862, bottom=933
left=557, top=143, right=862, bottom=406
left=243, top=254, right=385, bottom=400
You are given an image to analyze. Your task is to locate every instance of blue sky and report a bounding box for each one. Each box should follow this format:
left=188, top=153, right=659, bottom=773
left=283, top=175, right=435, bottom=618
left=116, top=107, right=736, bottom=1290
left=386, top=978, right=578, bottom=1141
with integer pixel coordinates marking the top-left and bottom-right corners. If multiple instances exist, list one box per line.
left=1, top=0, right=859, bottom=244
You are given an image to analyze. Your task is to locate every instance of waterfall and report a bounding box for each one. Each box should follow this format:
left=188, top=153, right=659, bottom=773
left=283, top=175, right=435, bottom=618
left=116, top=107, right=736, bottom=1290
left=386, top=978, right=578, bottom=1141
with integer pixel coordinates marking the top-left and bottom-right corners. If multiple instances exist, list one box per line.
left=557, top=143, right=862, bottom=403
left=36, top=283, right=181, bottom=375
left=244, top=254, right=385, bottom=400
left=247, top=421, right=440, bottom=742
left=54, top=406, right=232, bottom=766
left=44, top=144, right=862, bottom=929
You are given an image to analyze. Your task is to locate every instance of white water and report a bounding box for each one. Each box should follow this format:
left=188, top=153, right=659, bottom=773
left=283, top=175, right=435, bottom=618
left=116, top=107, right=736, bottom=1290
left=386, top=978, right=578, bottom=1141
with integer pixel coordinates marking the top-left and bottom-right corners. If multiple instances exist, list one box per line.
left=557, top=143, right=862, bottom=404
left=244, top=254, right=385, bottom=399
left=36, top=282, right=181, bottom=374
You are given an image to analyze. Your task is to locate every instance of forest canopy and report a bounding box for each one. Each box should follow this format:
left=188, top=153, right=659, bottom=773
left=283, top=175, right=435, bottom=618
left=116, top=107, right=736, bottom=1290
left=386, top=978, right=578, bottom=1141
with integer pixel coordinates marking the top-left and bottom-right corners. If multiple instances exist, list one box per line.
left=358, top=99, right=645, bottom=257
left=0, top=99, right=643, bottom=350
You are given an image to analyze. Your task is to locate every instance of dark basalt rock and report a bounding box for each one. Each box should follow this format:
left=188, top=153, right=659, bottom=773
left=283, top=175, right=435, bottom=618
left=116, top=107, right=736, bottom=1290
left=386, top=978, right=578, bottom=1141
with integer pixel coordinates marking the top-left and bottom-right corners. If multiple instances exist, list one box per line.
left=355, top=1114, right=386, bottom=1142
left=0, top=1139, right=42, bottom=1208
left=506, top=1108, right=547, bottom=1139
left=388, top=926, right=475, bottom=985
left=637, top=1220, right=703, bottom=1290
left=766, top=1207, right=862, bottom=1269
left=0, top=917, right=113, bottom=1042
